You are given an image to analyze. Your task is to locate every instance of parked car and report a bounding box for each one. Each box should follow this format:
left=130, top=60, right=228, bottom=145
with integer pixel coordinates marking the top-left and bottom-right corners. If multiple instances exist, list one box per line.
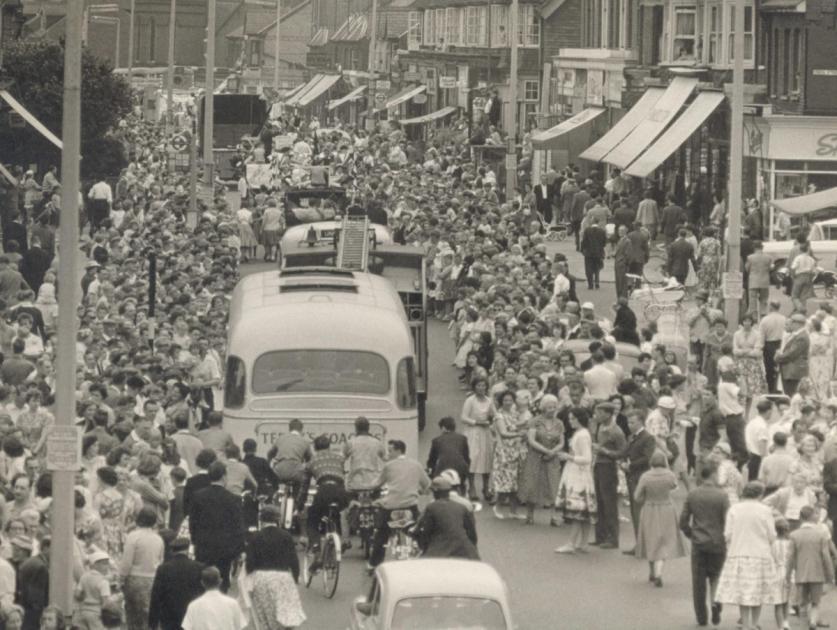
left=349, top=559, right=514, bottom=630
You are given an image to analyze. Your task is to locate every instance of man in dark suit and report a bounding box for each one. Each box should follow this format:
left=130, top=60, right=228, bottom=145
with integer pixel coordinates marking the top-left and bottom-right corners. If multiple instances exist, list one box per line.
left=148, top=537, right=205, bottom=630
left=626, top=222, right=650, bottom=276
left=485, top=89, right=501, bottom=127
left=679, top=461, right=729, bottom=627
left=188, top=461, right=246, bottom=591
left=427, top=416, right=470, bottom=492
left=570, top=185, right=592, bottom=251
left=18, top=236, right=50, bottom=294
left=414, top=477, right=479, bottom=560
left=581, top=217, right=607, bottom=290
left=182, top=448, right=216, bottom=517
left=745, top=240, right=772, bottom=319
left=613, top=225, right=631, bottom=299
left=533, top=174, right=552, bottom=224
left=775, top=312, right=811, bottom=396
left=667, top=229, right=696, bottom=285
left=660, top=194, right=687, bottom=245
left=617, top=411, right=656, bottom=554
left=244, top=505, right=299, bottom=581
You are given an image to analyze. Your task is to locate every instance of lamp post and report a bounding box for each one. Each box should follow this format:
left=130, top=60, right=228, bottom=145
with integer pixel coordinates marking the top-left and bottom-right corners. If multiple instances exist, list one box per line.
left=203, top=0, right=216, bottom=186
left=273, top=0, right=281, bottom=90
left=725, top=0, right=745, bottom=325
left=366, top=0, right=379, bottom=131
left=127, top=0, right=135, bottom=84
left=504, top=0, right=519, bottom=196
left=51, top=0, right=83, bottom=614
left=167, top=0, right=177, bottom=134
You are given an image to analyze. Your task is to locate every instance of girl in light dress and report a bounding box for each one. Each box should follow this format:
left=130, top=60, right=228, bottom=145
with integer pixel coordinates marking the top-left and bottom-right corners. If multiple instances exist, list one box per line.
left=771, top=518, right=792, bottom=630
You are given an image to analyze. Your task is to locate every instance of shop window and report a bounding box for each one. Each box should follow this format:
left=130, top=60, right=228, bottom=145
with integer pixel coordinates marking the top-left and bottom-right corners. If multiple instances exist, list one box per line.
left=518, top=4, right=540, bottom=47
left=446, top=8, right=461, bottom=45
left=782, top=28, right=790, bottom=96
left=490, top=5, right=509, bottom=47
left=727, top=4, right=754, bottom=62
left=248, top=39, right=263, bottom=67
left=407, top=11, right=422, bottom=49
left=671, top=5, right=697, bottom=61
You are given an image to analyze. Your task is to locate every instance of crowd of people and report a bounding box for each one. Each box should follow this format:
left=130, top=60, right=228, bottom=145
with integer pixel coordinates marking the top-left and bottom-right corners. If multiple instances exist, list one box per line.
left=0, top=100, right=834, bottom=630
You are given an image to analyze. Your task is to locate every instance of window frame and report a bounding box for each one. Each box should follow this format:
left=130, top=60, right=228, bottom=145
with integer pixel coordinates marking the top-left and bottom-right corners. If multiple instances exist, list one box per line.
left=395, top=357, right=417, bottom=410
left=517, top=4, right=540, bottom=47
left=223, top=355, right=246, bottom=409
left=726, top=2, right=754, bottom=64
left=445, top=7, right=462, bottom=45
left=705, top=2, right=721, bottom=65
left=490, top=4, right=509, bottom=47
left=668, top=4, right=698, bottom=63
left=523, top=79, right=539, bottom=101
left=434, top=8, right=446, bottom=45
left=407, top=10, right=422, bottom=49
left=423, top=10, right=434, bottom=45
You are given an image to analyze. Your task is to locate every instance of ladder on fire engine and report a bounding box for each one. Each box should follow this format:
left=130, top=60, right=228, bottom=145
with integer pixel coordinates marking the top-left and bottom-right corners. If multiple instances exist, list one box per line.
left=336, top=213, right=370, bottom=271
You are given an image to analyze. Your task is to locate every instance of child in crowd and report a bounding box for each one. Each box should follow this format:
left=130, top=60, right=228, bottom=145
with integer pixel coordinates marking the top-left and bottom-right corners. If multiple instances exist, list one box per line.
left=786, top=506, right=835, bottom=630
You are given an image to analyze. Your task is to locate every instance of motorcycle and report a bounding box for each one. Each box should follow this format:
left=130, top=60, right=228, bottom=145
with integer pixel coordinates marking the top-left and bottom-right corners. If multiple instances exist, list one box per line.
left=771, top=263, right=837, bottom=299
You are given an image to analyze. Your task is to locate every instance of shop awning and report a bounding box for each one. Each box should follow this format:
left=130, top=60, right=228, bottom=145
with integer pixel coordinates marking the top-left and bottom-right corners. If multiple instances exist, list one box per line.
left=280, top=82, right=308, bottom=104
left=760, top=0, right=805, bottom=11
left=400, top=106, right=457, bottom=125
left=531, top=107, right=606, bottom=150
left=296, top=74, right=341, bottom=107
left=604, top=76, right=698, bottom=169
left=284, top=74, right=324, bottom=106
left=625, top=91, right=725, bottom=178
left=0, top=90, right=63, bottom=150
left=579, top=88, right=665, bottom=163
left=328, top=85, right=367, bottom=110
left=380, top=84, right=426, bottom=111
left=771, top=186, right=837, bottom=216
left=0, top=164, right=17, bottom=186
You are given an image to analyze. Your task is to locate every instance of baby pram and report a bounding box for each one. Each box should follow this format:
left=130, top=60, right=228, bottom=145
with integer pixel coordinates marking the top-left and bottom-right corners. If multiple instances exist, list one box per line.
left=534, top=211, right=570, bottom=241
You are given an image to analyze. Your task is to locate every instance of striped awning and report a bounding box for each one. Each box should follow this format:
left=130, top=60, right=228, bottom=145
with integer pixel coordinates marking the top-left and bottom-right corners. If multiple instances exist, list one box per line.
left=400, top=106, right=457, bottom=125
left=328, top=85, right=367, bottom=110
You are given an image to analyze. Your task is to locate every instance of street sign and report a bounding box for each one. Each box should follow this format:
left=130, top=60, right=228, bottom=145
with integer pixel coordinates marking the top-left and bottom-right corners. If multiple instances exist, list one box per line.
left=376, top=80, right=391, bottom=91
left=170, top=132, right=190, bottom=153
left=46, top=426, right=82, bottom=472
left=439, top=76, right=457, bottom=89
left=404, top=71, right=421, bottom=81
left=374, top=92, right=386, bottom=105
left=722, top=271, right=744, bottom=299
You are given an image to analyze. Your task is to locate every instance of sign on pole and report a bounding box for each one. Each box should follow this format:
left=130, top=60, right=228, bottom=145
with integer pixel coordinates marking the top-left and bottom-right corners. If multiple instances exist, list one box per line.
left=170, top=131, right=190, bottom=153
left=376, top=80, right=391, bottom=91
left=46, top=426, right=82, bottom=472
left=722, top=271, right=744, bottom=300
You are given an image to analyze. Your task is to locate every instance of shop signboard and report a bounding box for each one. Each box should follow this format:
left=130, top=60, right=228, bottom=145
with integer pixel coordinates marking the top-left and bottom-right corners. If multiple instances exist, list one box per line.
left=722, top=271, right=744, bottom=300
left=744, top=116, right=837, bottom=161
left=439, top=76, right=457, bottom=89
left=403, top=71, right=421, bottom=81
left=376, top=80, right=391, bottom=91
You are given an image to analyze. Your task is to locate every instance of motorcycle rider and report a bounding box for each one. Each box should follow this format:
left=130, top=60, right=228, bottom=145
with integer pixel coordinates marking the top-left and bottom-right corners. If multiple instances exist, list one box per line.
left=367, top=440, right=431, bottom=571
left=413, top=476, right=479, bottom=560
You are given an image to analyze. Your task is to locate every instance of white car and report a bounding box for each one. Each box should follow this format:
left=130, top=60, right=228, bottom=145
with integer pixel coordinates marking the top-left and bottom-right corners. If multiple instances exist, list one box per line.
left=763, top=218, right=837, bottom=269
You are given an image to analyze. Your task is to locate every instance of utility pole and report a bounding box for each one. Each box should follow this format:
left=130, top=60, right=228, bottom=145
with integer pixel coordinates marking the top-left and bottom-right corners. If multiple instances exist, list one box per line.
left=366, top=0, right=379, bottom=131
left=51, top=0, right=83, bottom=615
left=725, top=0, right=744, bottom=324
left=127, top=0, right=135, bottom=84
left=167, top=0, right=177, bottom=134
left=273, top=0, right=281, bottom=90
left=504, top=0, right=519, bottom=196
left=189, top=93, right=199, bottom=226
left=203, top=0, right=216, bottom=186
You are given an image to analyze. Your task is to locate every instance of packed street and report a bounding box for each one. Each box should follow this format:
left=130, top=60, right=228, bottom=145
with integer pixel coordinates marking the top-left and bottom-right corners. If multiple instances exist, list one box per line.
left=3, top=0, right=837, bottom=627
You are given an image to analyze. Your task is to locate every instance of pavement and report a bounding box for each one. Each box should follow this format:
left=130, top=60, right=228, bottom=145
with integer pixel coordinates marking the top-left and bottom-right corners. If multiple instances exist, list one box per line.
left=237, top=239, right=837, bottom=629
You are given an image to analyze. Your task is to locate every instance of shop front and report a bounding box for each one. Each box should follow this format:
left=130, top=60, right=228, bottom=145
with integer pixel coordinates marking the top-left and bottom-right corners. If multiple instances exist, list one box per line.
left=744, top=115, right=837, bottom=237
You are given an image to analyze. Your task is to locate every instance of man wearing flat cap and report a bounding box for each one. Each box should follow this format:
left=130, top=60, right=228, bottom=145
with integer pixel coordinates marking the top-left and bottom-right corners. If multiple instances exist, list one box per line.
left=413, top=477, right=479, bottom=560
left=775, top=312, right=810, bottom=397
left=149, top=537, right=205, bottom=630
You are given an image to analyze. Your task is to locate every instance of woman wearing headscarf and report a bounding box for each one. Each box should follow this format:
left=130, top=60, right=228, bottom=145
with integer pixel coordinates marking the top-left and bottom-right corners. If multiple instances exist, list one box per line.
left=715, top=481, right=778, bottom=630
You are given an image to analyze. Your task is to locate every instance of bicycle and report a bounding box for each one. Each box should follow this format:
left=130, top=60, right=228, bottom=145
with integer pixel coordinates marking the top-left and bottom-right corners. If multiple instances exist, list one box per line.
left=301, top=501, right=342, bottom=599
left=349, top=490, right=377, bottom=559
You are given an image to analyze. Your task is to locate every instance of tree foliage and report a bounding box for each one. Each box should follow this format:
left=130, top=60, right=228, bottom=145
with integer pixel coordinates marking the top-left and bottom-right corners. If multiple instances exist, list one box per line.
left=1, top=38, right=132, bottom=180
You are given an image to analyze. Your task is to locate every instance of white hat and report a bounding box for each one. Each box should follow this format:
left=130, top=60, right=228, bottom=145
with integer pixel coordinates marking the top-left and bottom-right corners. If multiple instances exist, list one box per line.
left=581, top=302, right=595, bottom=310
left=88, top=550, right=110, bottom=564
left=657, top=396, right=676, bottom=410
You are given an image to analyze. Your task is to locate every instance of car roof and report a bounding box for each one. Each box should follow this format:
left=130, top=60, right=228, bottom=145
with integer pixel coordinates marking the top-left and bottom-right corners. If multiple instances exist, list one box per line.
left=378, top=560, right=508, bottom=599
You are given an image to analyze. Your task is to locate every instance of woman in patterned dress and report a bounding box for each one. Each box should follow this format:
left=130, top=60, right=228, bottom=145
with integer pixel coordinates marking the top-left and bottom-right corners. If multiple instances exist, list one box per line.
left=715, top=481, right=778, bottom=630
left=733, top=313, right=767, bottom=408
left=491, top=390, right=528, bottom=520
left=15, top=391, right=53, bottom=455
left=94, top=466, right=127, bottom=559
left=460, top=377, right=494, bottom=502
left=807, top=318, right=833, bottom=401
left=554, top=407, right=596, bottom=553
left=696, top=226, right=722, bottom=293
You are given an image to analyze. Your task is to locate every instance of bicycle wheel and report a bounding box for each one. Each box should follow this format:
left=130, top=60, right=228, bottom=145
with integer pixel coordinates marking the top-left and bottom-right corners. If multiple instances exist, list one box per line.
left=321, top=536, right=340, bottom=599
